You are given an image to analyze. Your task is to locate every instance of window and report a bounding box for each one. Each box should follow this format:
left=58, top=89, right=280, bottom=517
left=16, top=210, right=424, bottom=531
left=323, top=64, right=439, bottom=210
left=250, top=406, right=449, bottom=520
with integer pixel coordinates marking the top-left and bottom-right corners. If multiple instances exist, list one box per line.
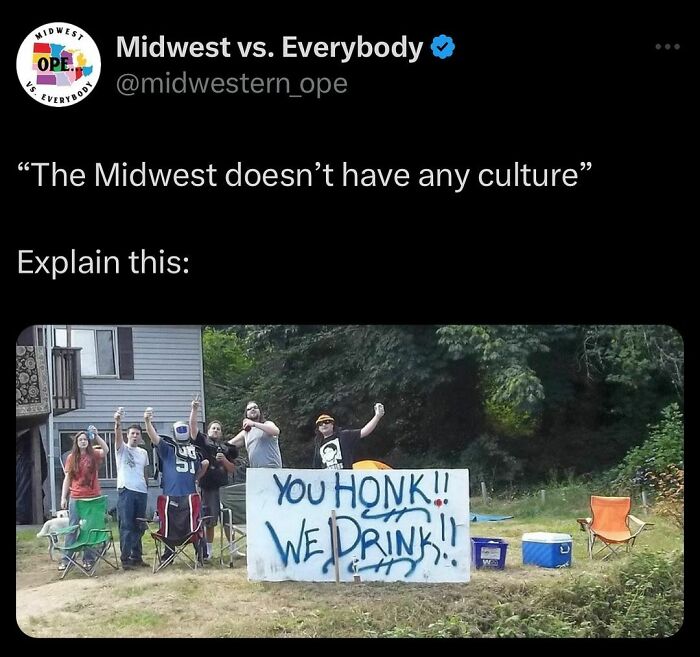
left=55, top=327, right=117, bottom=377
left=58, top=431, right=156, bottom=482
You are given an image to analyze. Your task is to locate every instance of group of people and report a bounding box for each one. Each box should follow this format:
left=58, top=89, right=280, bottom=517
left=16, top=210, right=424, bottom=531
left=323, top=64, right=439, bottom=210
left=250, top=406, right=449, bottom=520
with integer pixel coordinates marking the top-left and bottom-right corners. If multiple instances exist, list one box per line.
left=58, top=398, right=386, bottom=571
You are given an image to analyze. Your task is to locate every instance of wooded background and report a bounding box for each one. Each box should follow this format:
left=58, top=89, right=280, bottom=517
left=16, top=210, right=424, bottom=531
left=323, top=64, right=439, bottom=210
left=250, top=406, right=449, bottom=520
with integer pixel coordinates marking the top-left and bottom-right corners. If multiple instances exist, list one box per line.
left=202, top=325, right=683, bottom=490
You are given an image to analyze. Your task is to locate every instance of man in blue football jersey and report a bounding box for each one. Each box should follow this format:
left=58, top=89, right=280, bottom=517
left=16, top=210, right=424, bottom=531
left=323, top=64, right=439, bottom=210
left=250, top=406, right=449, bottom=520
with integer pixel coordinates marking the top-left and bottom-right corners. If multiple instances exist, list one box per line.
left=144, top=407, right=209, bottom=495
left=144, top=407, right=210, bottom=564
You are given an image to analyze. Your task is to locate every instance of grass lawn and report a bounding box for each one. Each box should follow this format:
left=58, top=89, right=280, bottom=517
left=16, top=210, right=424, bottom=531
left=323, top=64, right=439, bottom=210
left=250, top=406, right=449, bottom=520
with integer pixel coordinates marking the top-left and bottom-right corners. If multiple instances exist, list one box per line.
left=16, top=485, right=683, bottom=638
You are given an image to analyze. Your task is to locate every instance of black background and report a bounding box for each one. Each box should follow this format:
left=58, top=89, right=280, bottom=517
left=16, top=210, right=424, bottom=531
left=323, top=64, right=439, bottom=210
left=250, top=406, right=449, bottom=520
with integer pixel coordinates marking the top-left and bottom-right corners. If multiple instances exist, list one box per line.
left=8, top=9, right=692, bottom=327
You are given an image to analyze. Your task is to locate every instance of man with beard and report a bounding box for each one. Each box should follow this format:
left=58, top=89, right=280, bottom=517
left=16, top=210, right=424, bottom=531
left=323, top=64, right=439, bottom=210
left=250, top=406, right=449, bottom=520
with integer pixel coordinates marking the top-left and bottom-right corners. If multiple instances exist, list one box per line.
left=228, top=401, right=282, bottom=468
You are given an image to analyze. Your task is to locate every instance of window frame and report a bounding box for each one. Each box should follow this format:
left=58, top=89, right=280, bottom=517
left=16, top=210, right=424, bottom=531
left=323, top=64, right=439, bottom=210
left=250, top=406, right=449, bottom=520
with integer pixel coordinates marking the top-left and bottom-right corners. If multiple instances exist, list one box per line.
left=53, top=325, right=120, bottom=379
left=58, top=430, right=156, bottom=484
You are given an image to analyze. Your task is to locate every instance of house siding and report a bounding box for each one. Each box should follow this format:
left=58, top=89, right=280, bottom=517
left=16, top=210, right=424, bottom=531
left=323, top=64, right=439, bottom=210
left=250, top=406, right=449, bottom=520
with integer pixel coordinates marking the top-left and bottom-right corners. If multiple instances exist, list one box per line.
left=53, top=325, right=205, bottom=429
left=49, top=325, right=206, bottom=514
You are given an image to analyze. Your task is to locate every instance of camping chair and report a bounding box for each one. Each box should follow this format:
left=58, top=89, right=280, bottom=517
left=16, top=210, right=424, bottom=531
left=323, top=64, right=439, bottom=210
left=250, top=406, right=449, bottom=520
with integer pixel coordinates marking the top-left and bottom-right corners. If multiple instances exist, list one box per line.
left=577, top=495, right=653, bottom=560
left=49, top=495, right=119, bottom=579
left=219, top=483, right=247, bottom=567
left=142, top=493, right=209, bottom=573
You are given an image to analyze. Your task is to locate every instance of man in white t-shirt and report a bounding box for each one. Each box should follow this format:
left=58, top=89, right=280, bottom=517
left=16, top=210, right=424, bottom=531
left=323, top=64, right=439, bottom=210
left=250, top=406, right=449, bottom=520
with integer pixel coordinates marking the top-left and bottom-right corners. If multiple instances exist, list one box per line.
left=114, top=407, right=150, bottom=569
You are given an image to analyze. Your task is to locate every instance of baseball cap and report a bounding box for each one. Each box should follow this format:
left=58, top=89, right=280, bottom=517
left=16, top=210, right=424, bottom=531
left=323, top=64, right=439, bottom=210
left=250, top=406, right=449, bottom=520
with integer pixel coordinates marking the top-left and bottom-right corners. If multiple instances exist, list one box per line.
left=315, top=414, right=335, bottom=426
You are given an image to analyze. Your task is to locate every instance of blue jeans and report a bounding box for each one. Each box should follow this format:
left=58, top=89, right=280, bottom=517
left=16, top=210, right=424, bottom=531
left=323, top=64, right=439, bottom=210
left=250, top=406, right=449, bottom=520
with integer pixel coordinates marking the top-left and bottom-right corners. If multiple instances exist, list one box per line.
left=117, top=488, right=148, bottom=563
left=62, top=498, right=96, bottom=565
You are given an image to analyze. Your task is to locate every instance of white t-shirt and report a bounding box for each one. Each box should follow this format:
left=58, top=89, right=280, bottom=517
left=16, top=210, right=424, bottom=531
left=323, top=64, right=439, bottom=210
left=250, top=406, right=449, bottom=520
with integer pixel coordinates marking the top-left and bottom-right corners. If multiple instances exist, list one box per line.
left=115, top=443, right=149, bottom=493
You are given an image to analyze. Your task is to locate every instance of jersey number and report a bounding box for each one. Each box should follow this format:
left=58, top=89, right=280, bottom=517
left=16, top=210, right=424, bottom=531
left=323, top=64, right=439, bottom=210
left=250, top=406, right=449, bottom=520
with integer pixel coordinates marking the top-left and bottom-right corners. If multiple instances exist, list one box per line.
left=175, top=444, right=197, bottom=473
left=175, top=457, right=195, bottom=473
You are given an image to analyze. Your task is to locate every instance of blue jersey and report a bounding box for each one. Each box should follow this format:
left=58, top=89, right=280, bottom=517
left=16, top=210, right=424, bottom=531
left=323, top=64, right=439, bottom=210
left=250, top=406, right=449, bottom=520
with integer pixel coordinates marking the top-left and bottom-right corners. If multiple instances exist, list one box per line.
left=157, top=439, right=202, bottom=496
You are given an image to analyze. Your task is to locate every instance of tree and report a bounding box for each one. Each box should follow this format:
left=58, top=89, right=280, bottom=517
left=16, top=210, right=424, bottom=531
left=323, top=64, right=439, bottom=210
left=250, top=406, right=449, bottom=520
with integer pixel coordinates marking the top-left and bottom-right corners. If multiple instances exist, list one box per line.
left=201, top=327, right=252, bottom=434
left=436, top=325, right=574, bottom=435
left=241, top=325, right=458, bottom=466
left=578, top=325, right=683, bottom=399
left=199, top=324, right=683, bottom=481
left=611, top=402, right=684, bottom=492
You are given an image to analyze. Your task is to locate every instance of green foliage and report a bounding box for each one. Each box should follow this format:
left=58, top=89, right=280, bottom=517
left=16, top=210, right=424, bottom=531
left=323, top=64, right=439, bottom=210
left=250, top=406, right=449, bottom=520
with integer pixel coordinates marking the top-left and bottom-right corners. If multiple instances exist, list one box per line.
left=202, top=327, right=252, bottom=384
left=241, top=325, right=454, bottom=466
left=579, top=325, right=684, bottom=397
left=475, top=551, right=684, bottom=638
left=546, top=551, right=683, bottom=637
left=201, top=327, right=253, bottom=434
left=437, top=325, right=552, bottom=418
left=648, top=465, right=684, bottom=529
left=611, top=403, right=684, bottom=492
left=362, top=551, right=683, bottom=638
left=458, top=433, right=523, bottom=489
left=492, top=609, right=579, bottom=638
left=198, top=325, right=683, bottom=481
left=370, top=615, right=473, bottom=638
left=484, top=397, right=538, bottom=436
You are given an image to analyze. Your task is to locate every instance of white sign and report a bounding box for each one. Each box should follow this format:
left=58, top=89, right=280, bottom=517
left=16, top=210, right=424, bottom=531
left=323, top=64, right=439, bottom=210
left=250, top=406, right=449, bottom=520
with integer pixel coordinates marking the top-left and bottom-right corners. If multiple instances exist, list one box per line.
left=247, top=468, right=470, bottom=582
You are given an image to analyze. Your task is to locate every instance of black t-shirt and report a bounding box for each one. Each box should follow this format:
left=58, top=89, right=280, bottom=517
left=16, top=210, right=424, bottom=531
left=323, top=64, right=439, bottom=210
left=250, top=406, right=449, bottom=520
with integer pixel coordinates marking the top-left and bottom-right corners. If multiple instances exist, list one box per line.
left=194, top=431, right=238, bottom=489
left=313, top=429, right=361, bottom=469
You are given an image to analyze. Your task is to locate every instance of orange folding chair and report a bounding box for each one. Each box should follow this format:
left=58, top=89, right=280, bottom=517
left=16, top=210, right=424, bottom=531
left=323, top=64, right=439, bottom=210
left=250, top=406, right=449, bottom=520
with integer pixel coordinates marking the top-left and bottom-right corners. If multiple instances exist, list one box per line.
left=577, top=496, right=653, bottom=560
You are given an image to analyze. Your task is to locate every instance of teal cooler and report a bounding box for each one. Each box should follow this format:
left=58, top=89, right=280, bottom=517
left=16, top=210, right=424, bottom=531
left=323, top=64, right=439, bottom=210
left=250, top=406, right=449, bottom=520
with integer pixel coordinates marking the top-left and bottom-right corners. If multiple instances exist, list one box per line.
left=522, top=532, right=572, bottom=568
left=471, top=537, right=508, bottom=569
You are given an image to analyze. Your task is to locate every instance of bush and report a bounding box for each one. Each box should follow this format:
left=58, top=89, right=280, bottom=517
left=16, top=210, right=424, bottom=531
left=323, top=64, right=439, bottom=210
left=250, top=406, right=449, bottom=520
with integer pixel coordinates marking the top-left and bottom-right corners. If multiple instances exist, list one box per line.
left=458, top=434, right=523, bottom=490
left=647, top=464, right=684, bottom=529
left=610, top=403, right=683, bottom=493
left=491, top=551, right=684, bottom=637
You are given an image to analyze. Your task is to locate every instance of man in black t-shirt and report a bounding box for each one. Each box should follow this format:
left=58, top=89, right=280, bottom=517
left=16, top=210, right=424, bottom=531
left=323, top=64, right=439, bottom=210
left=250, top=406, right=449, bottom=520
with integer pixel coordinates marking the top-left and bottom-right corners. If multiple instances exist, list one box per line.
left=312, top=403, right=385, bottom=469
left=189, top=397, right=238, bottom=561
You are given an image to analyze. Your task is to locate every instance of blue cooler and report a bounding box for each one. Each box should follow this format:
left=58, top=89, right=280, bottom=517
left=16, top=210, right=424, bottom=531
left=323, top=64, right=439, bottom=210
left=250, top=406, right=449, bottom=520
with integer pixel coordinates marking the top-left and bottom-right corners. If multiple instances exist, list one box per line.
left=522, top=532, right=572, bottom=568
left=471, top=537, right=508, bottom=569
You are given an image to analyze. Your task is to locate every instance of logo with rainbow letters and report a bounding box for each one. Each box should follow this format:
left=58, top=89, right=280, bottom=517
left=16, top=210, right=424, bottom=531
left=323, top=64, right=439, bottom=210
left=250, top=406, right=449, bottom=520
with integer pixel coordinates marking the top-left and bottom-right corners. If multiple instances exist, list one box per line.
left=17, top=22, right=101, bottom=107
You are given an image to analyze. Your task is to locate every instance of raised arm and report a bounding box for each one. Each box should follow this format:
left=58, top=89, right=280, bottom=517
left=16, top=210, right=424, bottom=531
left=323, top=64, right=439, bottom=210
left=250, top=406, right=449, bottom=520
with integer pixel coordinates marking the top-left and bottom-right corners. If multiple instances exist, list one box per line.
left=229, top=430, right=246, bottom=448
left=243, top=418, right=280, bottom=437
left=91, top=427, right=110, bottom=455
left=189, top=395, right=200, bottom=439
left=144, top=407, right=160, bottom=445
left=114, top=408, right=124, bottom=450
left=360, top=403, right=385, bottom=438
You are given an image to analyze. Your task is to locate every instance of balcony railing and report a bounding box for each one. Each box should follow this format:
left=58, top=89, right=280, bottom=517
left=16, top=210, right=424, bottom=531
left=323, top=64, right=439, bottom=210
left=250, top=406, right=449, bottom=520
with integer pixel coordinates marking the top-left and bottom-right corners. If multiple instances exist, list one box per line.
left=16, top=345, right=84, bottom=419
left=52, top=347, right=82, bottom=414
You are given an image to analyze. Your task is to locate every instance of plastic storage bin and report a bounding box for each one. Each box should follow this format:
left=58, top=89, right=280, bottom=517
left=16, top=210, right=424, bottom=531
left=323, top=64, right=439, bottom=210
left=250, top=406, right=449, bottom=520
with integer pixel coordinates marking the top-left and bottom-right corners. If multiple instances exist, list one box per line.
left=471, top=537, right=508, bottom=569
left=522, top=532, right=572, bottom=568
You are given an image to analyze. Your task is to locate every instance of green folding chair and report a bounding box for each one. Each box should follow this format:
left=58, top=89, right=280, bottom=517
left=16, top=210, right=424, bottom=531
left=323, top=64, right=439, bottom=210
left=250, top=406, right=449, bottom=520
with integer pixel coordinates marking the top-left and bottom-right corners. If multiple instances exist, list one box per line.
left=219, top=483, right=247, bottom=567
left=49, top=495, right=119, bottom=578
